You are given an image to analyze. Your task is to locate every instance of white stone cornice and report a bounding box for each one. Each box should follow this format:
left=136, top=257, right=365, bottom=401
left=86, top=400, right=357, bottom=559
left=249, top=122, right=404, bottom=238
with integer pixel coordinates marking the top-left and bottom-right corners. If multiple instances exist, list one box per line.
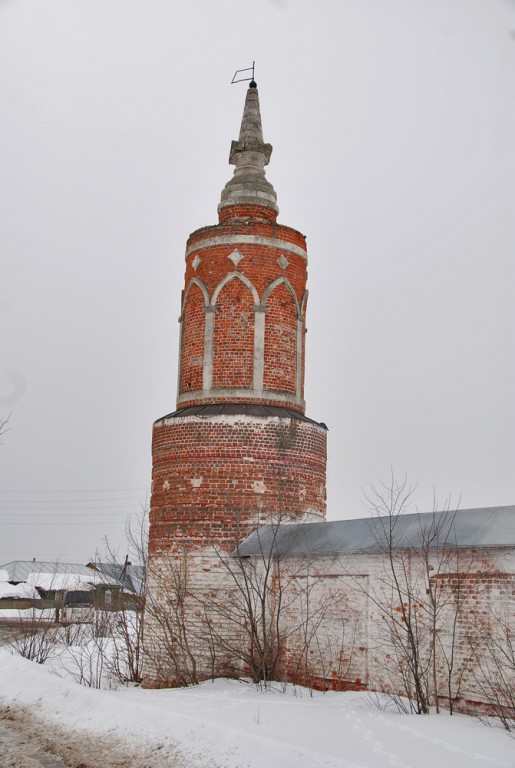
left=186, top=235, right=307, bottom=261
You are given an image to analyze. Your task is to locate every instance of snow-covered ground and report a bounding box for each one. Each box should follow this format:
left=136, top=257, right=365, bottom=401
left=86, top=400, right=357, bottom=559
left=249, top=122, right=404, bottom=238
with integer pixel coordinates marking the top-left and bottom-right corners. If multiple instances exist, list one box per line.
left=0, top=648, right=514, bottom=768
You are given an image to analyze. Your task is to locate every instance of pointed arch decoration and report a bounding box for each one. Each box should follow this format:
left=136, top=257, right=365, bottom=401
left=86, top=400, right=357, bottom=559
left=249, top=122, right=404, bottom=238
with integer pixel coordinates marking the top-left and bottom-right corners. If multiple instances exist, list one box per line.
left=178, top=278, right=210, bottom=397
left=261, top=276, right=299, bottom=396
left=211, top=271, right=257, bottom=391
left=261, top=275, right=300, bottom=315
left=181, top=277, right=209, bottom=313
left=211, top=271, right=260, bottom=307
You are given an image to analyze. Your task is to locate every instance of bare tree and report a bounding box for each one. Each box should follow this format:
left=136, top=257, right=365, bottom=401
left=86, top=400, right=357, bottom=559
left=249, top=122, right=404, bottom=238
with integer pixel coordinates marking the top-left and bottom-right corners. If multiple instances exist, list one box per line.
left=144, top=547, right=203, bottom=686
left=193, top=513, right=348, bottom=689
left=470, top=589, right=515, bottom=732
left=8, top=611, right=61, bottom=665
left=360, top=473, right=473, bottom=714
left=361, top=475, right=432, bottom=713
left=0, top=412, right=11, bottom=443
left=91, top=510, right=148, bottom=684
left=140, top=506, right=355, bottom=691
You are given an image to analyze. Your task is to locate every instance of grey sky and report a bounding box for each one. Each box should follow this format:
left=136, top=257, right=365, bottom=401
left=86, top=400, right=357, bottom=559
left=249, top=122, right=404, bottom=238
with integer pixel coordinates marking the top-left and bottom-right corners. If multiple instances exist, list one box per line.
left=1, top=0, right=514, bottom=564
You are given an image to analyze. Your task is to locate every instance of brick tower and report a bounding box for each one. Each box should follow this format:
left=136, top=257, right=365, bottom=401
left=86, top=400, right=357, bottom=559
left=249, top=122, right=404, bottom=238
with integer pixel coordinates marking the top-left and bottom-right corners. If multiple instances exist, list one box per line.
left=148, top=81, right=327, bottom=562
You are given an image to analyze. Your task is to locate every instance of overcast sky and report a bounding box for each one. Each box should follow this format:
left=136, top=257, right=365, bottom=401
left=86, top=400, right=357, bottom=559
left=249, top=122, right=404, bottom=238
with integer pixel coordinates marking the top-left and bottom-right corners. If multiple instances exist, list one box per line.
left=1, top=0, right=514, bottom=565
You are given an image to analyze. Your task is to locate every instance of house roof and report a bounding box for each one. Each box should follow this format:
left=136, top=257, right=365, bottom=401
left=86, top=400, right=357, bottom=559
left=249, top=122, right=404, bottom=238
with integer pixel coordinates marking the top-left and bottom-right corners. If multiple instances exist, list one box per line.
left=87, top=562, right=145, bottom=595
left=0, top=560, right=98, bottom=583
left=0, top=560, right=126, bottom=591
left=235, top=505, right=515, bottom=558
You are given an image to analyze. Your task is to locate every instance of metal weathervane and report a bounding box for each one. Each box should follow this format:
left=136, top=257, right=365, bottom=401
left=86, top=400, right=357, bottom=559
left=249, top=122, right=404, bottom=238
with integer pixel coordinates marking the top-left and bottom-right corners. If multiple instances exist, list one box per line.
left=231, top=62, right=256, bottom=85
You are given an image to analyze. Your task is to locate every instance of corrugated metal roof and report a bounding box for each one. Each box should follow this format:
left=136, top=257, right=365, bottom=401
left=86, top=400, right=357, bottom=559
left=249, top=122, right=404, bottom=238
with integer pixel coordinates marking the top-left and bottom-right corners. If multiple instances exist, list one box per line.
left=235, top=506, right=515, bottom=557
left=88, top=562, right=145, bottom=595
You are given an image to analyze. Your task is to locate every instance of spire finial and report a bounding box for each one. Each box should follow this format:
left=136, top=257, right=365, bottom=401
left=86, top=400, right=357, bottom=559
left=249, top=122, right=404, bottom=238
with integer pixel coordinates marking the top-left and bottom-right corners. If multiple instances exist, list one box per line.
left=218, top=71, right=278, bottom=219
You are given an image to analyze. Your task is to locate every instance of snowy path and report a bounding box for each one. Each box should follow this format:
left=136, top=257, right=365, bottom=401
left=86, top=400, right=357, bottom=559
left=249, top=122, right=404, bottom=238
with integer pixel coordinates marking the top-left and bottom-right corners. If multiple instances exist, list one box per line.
left=0, top=649, right=514, bottom=768
left=0, top=703, right=189, bottom=768
left=0, top=709, right=68, bottom=768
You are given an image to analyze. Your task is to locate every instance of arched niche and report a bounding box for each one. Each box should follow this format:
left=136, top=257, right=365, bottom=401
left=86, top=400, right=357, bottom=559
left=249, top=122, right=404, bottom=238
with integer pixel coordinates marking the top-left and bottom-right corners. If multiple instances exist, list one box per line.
left=179, top=279, right=208, bottom=394
left=262, top=278, right=298, bottom=395
left=212, top=273, right=257, bottom=390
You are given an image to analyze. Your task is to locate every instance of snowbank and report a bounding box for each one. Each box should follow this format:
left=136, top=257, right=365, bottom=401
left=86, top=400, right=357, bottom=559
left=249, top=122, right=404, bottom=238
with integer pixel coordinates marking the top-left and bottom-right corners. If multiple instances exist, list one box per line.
left=0, top=649, right=513, bottom=768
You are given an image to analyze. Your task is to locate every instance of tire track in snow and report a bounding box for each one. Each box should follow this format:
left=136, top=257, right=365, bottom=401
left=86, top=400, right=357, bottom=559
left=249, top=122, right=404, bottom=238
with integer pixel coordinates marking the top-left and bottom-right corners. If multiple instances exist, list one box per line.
left=0, top=710, right=68, bottom=767
left=0, top=705, right=191, bottom=768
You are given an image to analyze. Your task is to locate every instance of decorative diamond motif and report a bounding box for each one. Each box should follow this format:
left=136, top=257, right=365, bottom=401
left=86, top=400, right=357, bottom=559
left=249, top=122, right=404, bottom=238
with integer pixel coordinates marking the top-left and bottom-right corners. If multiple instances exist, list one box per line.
left=277, top=254, right=289, bottom=270
left=228, top=249, right=244, bottom=267
left=192, top=255, right=202, bottom=271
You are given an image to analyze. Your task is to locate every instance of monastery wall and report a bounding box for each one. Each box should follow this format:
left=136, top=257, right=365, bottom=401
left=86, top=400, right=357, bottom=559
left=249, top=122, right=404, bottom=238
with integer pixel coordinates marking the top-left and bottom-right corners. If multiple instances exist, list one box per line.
left=275, top=547, right=515, bottom=712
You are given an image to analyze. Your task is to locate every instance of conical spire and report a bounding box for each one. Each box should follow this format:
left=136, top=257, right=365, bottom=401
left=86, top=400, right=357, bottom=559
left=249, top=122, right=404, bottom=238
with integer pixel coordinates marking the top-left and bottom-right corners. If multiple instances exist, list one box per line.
left=218, top=83, right=278, bottom=219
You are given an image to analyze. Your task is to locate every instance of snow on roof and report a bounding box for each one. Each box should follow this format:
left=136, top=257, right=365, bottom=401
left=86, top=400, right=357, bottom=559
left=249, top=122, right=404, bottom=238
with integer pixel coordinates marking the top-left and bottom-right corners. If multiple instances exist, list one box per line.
left=0, top=560, right=115, bottom=590
left=0, top=580, right=39, bottom=599
left=25, top=572, right=98, bottom=592
left=88, top=562, right=145, bottom=595
left=236, top=505, right=515, bottom=558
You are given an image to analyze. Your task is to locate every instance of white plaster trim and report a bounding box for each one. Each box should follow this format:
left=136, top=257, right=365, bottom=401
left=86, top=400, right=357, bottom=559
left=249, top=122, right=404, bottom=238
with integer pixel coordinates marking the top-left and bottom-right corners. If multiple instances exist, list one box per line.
left=186, top=235, right=307, bottom=261
left=203, top=308, right=215, bottom=390
left=181, top=277, right=209, bottom=313
left=228, top=249, right=244, bottom=267
left=158, top=413, right=321, bottom=428
left=177, top=317, right=184, bottom=401
left=253, top=308, right=265, bottom=391
left=296, top=316, right=303, bottom=399
left=211, top=271, right=260, bottom=306
left=300, top=289, right=309, bottom=317
left=261, top=276, right=300, bottom=314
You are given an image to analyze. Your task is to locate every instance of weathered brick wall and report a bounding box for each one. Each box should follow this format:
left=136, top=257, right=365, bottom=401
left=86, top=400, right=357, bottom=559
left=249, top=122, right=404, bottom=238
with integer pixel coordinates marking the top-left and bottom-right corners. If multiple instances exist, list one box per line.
left=143, top=549, right=245, bottom=688
left=276, top=561, right=370, bottom=691
left=149, top=413, right=327, bottom=556
left=143, top=534, right=515, bottom=709
left=177, top=217, right=308, bottom=412
left=273, top=547, right=515, bottom=712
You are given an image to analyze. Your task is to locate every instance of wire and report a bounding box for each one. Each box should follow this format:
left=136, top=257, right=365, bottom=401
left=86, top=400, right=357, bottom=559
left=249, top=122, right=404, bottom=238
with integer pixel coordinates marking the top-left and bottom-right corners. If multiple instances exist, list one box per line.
left=0, top=520, right=128, bottom=526
left=0, top=504, right=140, bottom=514
left=0, top=487, right=148, bottom=494
left=0, top=497, right=147, bottom=504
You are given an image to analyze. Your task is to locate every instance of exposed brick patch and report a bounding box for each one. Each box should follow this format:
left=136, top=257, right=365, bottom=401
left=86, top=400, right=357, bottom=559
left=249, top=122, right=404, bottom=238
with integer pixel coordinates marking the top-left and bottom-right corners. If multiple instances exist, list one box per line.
left=149, top=415, right=327, bottom=556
